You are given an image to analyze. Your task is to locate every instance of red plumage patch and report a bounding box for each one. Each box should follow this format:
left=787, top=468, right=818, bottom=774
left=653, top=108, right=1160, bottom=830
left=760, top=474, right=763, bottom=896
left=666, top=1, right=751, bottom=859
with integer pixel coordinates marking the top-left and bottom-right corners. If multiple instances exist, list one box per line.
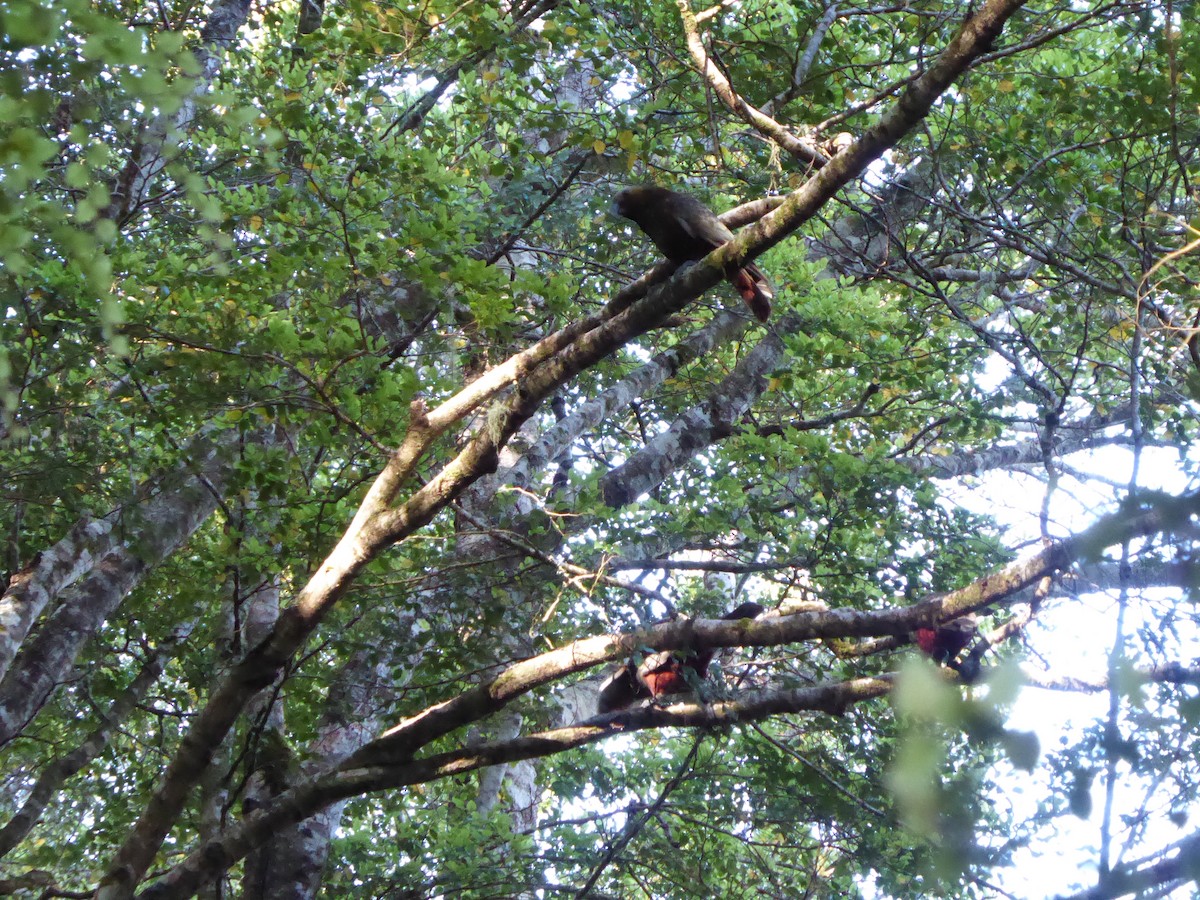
left=915, top=627, right=939, bottom=655
left=640, top=663, right=691, bottom=698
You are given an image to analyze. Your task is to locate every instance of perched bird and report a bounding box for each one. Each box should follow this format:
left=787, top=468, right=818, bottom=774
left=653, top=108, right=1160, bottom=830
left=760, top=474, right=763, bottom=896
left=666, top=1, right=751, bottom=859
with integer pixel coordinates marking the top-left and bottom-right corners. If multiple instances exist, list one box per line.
left=596, top=601, right=765, bottom=714
left=914, top=614, right=981, bottom=680
left=594, top=663, right=642, bottom=716
left=612, top=186, right=773, bottom=322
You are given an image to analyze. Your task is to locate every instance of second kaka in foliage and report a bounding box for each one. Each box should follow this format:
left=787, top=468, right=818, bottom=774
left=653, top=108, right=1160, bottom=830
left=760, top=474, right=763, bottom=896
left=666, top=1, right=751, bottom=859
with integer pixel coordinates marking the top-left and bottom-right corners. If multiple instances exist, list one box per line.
left=612, top=186, right=774, bottom=322
left=596, top=601, right=765, bottom=714
left=915, top=614, right=983, bottom=681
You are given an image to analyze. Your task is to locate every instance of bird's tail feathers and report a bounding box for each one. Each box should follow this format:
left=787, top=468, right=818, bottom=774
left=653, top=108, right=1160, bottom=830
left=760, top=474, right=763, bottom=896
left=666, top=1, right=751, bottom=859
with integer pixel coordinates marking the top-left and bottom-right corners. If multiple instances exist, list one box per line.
left=730, top=267, right=773, bottom=322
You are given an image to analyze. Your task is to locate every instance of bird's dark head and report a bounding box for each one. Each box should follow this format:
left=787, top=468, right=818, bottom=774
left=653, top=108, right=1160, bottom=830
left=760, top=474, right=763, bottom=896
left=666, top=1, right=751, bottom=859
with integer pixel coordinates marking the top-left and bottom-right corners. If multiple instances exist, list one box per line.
left=611, top=185, right=669, bottom=221
left=721, top=601, right=765, bottom=621
left=610, top=187, right=639, bottom=220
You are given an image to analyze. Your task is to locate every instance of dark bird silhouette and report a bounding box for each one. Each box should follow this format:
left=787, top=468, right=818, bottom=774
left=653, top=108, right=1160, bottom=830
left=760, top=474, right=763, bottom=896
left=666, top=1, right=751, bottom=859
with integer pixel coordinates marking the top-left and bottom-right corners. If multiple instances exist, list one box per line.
left=596, top=601, right=765, bottom=714
left=612, top=186, right=773, bottom=322
left=915, top=614, right=983, bottom=681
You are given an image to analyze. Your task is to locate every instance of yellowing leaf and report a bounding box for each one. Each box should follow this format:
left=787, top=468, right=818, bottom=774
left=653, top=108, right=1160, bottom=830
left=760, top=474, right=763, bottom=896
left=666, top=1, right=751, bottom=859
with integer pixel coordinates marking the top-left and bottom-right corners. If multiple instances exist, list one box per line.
left=592, top=139, right=607, bottom=155
left=1108, top=320, right=1135, bottom=340
left=248, top=215, right=263, bottom=231
left=482, top=70, right=499, bottom=82
left=997, top=80, right=1015, bottom=93
left=618, top=130, right=635, bottom=150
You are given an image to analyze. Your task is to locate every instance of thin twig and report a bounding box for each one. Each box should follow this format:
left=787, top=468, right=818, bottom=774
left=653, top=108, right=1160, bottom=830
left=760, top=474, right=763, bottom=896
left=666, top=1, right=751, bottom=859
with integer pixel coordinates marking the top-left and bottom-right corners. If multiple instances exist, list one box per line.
left=575, top=737, right=705, bottom=897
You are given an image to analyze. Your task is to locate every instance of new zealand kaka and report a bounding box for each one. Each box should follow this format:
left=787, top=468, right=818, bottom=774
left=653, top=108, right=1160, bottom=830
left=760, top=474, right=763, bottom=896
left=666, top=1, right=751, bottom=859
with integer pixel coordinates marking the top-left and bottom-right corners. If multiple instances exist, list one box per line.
left=914, top=614, right=980, bottom=677
left=612, top=186, right=773, bottom=322
left=596, top=601, right=765, bottom=714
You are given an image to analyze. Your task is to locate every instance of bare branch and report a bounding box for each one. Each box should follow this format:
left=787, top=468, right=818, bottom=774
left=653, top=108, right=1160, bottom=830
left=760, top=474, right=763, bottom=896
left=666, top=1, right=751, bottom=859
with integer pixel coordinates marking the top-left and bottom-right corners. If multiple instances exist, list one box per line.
left=137, top=677, right=895, bottom=900
left=676, top=0, right=826, bottom=164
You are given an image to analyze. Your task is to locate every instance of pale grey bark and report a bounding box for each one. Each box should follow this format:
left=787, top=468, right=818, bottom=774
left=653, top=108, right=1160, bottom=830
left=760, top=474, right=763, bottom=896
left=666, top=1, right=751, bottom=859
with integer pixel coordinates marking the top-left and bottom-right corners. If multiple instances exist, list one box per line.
left=455, top=430, right=545, bottom=881
left=196, top=594, right=236, bottom=900
left=499, top=310, right=750, bottom=499
left=0, top=434, right=239, bottom=747
left=0, top=620, right=194, bottom=858
left=253, top=616, right=414, bottom=900
left=471, top=712, right=525, bottom=818
left=241, top=578, right=287, bottom=898
left=904, top=423, right=1137, bottom=478
left=102, top=0, right=253, bottom=223
left=0, top=516, right=119, bottom=684
left=599, top=331, right=785, bottom=509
